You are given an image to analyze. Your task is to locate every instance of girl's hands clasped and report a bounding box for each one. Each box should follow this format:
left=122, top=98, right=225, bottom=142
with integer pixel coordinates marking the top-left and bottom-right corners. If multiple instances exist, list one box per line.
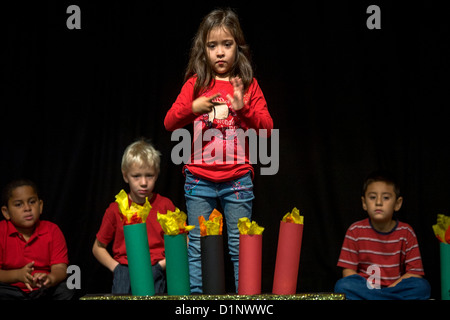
left=191, top=77, right=244, bottom=115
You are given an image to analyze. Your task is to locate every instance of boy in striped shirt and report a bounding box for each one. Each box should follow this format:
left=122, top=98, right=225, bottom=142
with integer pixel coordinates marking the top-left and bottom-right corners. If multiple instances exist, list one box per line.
left=334, top=171, right=431, bottom=299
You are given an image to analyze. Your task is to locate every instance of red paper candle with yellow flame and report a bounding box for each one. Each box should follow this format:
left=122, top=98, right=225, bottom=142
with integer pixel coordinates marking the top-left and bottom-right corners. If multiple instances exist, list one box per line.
left=237, top=217, right=264, bottom=295
left=272, top=207, right=304, bottom=295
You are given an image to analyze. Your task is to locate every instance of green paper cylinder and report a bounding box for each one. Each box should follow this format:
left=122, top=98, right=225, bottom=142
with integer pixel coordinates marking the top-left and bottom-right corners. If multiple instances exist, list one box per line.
left=123, top=223, right=155, bottom=296
left=440, top=242, right=450, bottom=300
left=164, top=233, right=191, bottom=295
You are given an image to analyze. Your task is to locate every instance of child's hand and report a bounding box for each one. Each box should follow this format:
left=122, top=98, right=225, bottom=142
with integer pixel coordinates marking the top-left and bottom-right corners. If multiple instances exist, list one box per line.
left=19, top=261, right=35, bottom=291
left=33, top=272, right=52, bottom=288
left=227, top=77, right=244, bottom=111
left=192, top=93, right=221, bottom=115
left=158, top=258, right=166, bottom=271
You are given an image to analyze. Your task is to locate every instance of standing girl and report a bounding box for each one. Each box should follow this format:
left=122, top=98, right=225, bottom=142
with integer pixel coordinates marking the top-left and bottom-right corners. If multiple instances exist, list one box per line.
left=164, top=8, right=273, bottom=293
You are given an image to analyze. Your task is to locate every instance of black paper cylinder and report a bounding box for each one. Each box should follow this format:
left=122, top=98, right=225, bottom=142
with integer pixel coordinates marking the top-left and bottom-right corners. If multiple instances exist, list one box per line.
left=201, top=235, right=226, bottom=294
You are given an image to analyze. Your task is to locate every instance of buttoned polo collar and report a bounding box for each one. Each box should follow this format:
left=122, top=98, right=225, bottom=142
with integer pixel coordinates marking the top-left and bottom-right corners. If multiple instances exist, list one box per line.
left=6, top=219, right=47, bottom=242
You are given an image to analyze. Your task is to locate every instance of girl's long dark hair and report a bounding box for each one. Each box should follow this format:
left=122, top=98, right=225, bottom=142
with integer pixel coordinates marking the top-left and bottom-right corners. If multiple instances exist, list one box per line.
left=184, top=8, right=253, bottom=98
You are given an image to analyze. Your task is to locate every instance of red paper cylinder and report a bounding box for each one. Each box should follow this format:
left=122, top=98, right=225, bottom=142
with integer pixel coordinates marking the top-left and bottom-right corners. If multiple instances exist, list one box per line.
left=238, top=234, right=262, bottom=295
left=272, top=221, right=304, bottom=294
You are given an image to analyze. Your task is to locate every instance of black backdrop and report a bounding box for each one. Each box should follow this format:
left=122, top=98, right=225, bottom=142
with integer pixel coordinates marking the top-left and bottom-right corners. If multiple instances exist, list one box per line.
left=2, top=1, right=449, bottom=299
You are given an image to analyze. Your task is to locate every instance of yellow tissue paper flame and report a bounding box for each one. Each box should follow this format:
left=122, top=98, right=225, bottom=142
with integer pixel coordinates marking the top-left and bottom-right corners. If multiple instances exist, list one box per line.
left=432, top=214, right=450, bottom=244
left=237, top=217, right=264, bottom=235
left=282, top=207, right=304, bottom=224
left=115, top=189, right=151, bottom=225
left=199, top=209, right=223, bottom=236
left=157, top=208, right=195, bottom=235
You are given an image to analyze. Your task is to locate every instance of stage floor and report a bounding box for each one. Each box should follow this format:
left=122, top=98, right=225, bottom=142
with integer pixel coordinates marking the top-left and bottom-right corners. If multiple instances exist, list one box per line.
left=80, top=293, right=345, bottom=300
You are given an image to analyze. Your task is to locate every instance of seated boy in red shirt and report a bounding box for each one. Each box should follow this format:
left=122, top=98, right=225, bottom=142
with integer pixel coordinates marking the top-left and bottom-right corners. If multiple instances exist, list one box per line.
left=334, top=170, right=431, bottom=300
left=92, top=139, right=176, bottom=294
left=0, top=179, right=73, bottom=300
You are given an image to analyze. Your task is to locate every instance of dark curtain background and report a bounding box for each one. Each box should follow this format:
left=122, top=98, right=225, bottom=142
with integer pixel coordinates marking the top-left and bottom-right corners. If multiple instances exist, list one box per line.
left=2, top=1, right=449, bottom=299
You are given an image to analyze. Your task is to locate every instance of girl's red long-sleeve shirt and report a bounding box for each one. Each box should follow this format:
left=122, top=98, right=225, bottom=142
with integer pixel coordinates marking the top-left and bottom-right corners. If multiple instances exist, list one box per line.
left=165, top=77, right=273, bottom=182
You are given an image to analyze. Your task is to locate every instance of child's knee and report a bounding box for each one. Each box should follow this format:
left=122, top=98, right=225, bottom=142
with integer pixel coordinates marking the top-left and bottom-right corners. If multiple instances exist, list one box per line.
left=410, top=277, right=431, bottom=299
left=334, top=274, right=365, bottom=293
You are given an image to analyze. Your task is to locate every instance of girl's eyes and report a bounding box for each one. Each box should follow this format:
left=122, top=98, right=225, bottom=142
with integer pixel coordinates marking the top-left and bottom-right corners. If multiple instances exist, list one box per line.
left=207, top=42, right=234, bottom=49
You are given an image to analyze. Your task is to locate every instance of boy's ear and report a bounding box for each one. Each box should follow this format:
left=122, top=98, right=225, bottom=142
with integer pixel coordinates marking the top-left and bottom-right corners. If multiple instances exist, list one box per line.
left=122, top=170, right=129, bottom=183
left=1, top=206, right=10, bottom=220
left=361, top=196, right=368, bottom=211
left=394, top=196, right=403, bottom=212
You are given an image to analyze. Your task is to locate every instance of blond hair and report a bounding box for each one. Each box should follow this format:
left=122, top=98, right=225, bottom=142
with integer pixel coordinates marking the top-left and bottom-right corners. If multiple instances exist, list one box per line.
left=121, top=139, right=161, bottom=174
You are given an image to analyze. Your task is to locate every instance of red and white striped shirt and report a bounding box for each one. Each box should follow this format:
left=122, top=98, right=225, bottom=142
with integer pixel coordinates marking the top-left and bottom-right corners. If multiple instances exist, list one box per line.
left=337, top=218, right=425, bottom=286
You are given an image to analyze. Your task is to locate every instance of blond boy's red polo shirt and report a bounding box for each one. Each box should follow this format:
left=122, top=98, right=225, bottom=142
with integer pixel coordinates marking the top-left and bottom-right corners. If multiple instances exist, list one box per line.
left=0, top=219, right=69, bottom=292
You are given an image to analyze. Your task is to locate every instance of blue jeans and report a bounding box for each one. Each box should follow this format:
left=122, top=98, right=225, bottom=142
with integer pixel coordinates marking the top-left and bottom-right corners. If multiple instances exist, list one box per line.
left=112, top=263, right=166, bottom=294
left=184, top=169, right=254, bottom=293
left=334, top=274, right=431, bottom=300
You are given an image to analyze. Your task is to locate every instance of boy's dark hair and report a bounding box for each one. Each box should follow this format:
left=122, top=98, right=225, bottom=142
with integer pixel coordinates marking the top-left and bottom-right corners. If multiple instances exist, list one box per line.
left=362, top=170, right=401, bottom=198
left=1, top=179, right=40, bottom=207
